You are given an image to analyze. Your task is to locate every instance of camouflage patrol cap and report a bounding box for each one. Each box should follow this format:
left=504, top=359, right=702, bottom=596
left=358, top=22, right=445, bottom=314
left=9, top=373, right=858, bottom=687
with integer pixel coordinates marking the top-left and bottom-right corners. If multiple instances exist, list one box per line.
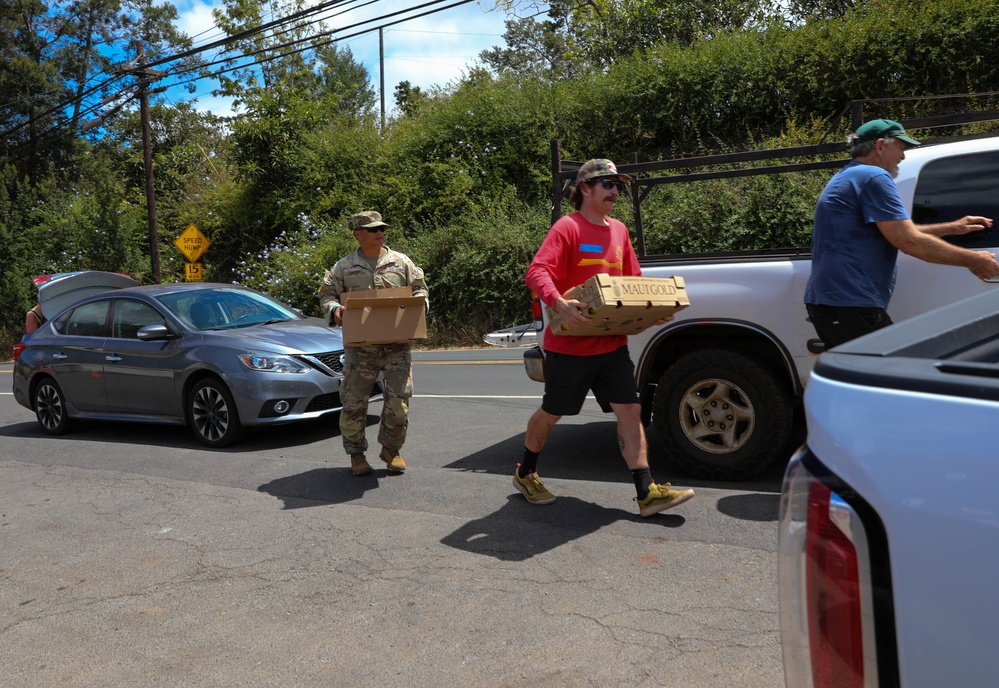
left=575, top=158, right=633, bottom=184
left=350, top=211, right=389, bottom=231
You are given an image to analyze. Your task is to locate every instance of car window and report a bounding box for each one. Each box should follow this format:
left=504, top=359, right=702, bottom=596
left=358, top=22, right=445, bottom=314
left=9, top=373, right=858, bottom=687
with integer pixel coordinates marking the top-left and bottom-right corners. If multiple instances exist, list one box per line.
left=159, top=287, right=299, bottom=330
left=52, top=311, right=71, bottom=334
left=912, top=150, right=999, bottom=249
left=112, top=299, right=166, bottom=339
left=65, top=300, right=110, bottom=337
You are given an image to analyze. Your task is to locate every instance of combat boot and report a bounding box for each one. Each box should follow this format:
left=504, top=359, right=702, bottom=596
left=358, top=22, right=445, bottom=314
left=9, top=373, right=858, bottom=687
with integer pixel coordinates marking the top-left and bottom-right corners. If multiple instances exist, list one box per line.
left=350, top=453, right=373, bottom=476
left=379, top=446, right=407, bottom=473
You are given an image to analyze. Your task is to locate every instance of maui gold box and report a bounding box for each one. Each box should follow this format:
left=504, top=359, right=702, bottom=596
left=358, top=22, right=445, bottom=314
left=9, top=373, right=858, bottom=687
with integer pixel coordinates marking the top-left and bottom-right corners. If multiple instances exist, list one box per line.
left=546, top=274, right=689, bottom=336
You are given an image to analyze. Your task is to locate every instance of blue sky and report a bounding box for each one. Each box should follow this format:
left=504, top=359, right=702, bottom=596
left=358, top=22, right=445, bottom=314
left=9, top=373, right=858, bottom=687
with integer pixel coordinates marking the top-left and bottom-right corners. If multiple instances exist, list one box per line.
left=169, top=0, right=523, bottom=117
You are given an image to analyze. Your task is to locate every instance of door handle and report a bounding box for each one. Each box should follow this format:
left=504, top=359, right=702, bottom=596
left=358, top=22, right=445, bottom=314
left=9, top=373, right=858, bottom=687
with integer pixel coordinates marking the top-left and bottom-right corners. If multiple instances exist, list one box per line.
left=105, top=354, right=122, bottom=362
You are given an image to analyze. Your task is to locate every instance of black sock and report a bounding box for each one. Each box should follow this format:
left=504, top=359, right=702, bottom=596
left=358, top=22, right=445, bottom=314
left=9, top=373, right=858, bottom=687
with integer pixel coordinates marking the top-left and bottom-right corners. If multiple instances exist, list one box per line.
left=632, top=468, right=653, bottom=500
left=519, top=448, right=540, bottom=478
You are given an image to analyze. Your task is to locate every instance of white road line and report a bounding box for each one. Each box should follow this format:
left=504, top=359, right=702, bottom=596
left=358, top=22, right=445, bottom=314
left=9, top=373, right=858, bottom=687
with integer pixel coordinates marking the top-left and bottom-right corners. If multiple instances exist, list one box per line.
left=414, top=395, right=542, bottom=399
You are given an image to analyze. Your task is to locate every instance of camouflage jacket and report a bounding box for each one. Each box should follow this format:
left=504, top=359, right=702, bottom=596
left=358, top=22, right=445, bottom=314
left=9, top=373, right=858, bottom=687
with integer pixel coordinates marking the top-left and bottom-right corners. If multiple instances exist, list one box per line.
left=318, top=246, right=429, bottom=324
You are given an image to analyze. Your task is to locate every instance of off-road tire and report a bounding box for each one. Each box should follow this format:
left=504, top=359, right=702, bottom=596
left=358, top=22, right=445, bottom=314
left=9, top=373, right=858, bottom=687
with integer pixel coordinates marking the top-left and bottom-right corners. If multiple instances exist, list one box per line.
left=652, top=348, right=792, bottom=480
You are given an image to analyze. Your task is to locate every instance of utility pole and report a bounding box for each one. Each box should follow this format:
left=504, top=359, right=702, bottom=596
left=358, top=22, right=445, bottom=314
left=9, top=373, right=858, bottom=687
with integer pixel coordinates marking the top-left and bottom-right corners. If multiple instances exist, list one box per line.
left=130, top=41, right=166, bottom=283
left=379, top=27, right=386, bottom=130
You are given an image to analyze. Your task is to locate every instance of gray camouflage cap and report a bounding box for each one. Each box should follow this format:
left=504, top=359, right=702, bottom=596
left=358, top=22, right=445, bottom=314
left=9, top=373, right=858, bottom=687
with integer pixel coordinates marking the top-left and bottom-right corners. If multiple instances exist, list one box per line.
left=350, top=211, right=389, bottom=231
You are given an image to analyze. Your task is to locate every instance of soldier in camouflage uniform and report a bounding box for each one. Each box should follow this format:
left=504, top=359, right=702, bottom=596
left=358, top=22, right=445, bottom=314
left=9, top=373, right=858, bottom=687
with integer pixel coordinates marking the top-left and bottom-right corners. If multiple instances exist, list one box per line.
left=318, top=211, right=429, bottom=476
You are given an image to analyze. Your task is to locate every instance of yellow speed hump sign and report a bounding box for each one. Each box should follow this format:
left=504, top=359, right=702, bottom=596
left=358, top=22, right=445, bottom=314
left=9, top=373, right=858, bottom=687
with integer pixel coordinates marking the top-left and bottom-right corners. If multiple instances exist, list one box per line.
left=175, top=224, right=211, bottom=263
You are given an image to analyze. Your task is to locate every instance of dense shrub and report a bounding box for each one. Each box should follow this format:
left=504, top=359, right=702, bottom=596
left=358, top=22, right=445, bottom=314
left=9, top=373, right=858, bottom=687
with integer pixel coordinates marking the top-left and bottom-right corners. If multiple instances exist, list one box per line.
left=7, top=0, right=999, bottom=354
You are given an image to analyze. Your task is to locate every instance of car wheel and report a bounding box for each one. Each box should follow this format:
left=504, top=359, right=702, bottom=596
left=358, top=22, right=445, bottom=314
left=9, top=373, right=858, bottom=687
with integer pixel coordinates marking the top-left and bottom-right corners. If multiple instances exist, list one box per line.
left=189, top=378, right=246, bottom=448
left=652, top=348, right=792, bottom=481
left=33, top=377, right=75, bottom=435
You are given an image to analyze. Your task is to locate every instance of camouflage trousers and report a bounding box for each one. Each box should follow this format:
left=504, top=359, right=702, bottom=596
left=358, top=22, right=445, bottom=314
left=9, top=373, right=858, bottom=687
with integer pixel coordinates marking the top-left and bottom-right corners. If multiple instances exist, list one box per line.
left=339, top=342, right=414, bottom=455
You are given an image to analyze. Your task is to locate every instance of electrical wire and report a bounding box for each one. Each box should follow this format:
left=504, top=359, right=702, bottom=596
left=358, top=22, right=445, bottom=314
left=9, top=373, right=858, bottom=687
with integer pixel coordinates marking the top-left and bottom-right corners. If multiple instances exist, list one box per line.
left=1, top=0, right=497, bottom=158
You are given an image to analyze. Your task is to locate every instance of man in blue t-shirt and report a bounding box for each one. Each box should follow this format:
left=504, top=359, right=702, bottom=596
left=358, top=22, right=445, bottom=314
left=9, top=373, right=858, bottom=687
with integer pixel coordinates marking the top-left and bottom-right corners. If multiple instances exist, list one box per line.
left=805, top=118, right=999, bottom=348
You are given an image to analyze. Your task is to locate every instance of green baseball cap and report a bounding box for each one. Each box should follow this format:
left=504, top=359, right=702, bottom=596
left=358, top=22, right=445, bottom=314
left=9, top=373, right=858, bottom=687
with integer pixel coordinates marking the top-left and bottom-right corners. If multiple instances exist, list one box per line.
left=855, top=119, right=921, bottom=146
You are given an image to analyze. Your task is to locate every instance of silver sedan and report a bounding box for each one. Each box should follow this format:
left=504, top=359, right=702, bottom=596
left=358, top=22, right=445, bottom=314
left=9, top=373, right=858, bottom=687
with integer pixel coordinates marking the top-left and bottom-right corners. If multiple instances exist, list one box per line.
left=12, top=282, right=378, bottom=447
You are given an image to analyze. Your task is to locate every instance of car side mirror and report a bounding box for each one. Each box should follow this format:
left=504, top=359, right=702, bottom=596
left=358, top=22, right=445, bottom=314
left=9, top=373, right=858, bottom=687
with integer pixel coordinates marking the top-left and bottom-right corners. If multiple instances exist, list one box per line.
left=137, top=324, right=176, bottom=341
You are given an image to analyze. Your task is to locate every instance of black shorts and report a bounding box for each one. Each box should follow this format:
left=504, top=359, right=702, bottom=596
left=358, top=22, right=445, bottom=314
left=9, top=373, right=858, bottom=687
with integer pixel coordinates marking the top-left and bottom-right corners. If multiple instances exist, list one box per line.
left=806, top=303, right=893, bottom=349
left=542, top=346, right=639, bottom=416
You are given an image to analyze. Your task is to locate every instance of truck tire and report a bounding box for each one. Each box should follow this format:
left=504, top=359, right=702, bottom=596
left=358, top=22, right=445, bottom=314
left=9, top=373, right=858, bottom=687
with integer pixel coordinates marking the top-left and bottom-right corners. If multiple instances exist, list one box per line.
left=652, top=348, right=792, bottom=480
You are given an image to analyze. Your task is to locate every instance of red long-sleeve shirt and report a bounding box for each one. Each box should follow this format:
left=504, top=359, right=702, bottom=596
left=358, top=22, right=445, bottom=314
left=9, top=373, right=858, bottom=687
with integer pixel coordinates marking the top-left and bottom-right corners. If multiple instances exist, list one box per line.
left=526, top=212, right=641, bottom=356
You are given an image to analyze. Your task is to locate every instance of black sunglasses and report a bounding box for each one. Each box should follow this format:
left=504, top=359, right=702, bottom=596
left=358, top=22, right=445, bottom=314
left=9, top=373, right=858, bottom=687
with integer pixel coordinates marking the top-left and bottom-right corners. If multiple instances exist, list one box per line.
left=361, top=226, right=386, bottom=233
left=587, top=178, right=625, bottom=191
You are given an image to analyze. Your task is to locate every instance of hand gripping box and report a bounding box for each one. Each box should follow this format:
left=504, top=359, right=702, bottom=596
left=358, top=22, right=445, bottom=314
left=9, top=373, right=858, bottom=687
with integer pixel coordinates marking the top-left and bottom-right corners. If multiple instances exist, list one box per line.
left=341, top=287, right=427, bottom=346
left=546, top=274, right=689, bottom=336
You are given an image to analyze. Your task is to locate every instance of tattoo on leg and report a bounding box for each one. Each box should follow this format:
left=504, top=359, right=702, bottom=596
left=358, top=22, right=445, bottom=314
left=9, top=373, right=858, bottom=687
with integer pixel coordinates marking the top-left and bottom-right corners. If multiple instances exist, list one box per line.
left=618, top=434, right=626, bottom=453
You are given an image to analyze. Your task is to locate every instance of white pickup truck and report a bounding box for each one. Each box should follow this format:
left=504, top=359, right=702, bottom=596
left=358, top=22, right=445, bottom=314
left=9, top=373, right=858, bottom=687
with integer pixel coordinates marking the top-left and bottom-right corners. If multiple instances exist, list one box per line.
left=778, top=287, right=999, bottom=687
left=526, top=133, right=999, bottom=480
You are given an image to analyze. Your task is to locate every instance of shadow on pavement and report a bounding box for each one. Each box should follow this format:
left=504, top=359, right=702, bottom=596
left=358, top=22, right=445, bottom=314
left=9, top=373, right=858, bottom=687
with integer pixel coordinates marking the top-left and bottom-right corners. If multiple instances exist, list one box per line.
left=257, top=464, right=405, bottom=509
left=444, top=421, right=638, bottom=485
left=717, top=493, right=781, bottom=522
left=440, top=494, right=685, bottom=561
left=0, top=414, right=381, bottom=453
left=443, top=419, right=788, bottom=493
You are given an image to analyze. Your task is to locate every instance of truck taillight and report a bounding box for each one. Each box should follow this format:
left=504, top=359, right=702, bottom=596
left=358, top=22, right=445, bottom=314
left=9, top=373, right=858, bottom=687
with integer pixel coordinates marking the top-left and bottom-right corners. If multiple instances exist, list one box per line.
left=530, top=293, right=544, bottom=331
left=806, top=480, right=864, bottom=687
left=779, top=450, right=879, bottom=688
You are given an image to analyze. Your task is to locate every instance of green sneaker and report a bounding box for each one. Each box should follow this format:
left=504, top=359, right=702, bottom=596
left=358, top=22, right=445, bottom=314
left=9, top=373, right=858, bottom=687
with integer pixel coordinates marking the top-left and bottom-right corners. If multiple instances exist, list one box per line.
left=636, top=482, right=695, bottom=517
left=513, top=468, right=556, bottom=505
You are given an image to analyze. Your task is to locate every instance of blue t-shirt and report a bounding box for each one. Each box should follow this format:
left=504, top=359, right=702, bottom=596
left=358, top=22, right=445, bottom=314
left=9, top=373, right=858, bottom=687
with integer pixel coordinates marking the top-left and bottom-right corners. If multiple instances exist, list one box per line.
left=804, top=161, right=910, bottom=309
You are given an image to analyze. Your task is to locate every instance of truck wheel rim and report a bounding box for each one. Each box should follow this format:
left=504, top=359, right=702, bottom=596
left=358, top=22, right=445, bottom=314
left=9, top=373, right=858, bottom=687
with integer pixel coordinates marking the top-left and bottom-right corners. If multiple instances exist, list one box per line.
left=678, top=377, right=755, bottom=454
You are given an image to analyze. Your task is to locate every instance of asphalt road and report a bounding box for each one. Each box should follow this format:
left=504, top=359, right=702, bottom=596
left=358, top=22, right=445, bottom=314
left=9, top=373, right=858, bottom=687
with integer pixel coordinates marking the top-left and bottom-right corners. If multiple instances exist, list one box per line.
left=0, top=348, right=788, bottom=687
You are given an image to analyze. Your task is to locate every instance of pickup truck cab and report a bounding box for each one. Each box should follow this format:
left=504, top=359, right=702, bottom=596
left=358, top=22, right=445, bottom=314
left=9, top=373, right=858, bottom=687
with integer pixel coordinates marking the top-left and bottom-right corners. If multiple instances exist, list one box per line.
left=778, top=287, right=999, bottom=688
left=528, top=133, right=999, bottom=480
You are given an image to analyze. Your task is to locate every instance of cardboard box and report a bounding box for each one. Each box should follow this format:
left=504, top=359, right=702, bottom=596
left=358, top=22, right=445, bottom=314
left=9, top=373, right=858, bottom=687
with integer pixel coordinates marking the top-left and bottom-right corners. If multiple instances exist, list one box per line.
left=341, top=287, right=427, bottom=346
left=546, top=274, right=689, bottom=336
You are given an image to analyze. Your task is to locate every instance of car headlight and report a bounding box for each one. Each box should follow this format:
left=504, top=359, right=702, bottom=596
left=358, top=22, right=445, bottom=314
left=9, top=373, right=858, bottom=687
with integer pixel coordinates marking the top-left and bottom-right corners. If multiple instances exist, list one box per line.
left=238, top=352, right=310, bottom=374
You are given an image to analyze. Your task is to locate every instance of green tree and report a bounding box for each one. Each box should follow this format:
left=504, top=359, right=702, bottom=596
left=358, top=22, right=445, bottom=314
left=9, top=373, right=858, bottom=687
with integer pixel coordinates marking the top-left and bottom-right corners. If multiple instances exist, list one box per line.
left=483, top=0, right=777, bottom=81
left=0, top=0, right=74, bottom=178
left=0, top=0, right=199, bottom=178
left=480, top=9, right=577, bottom=81
left=210, top=0, right=382, bottom=277
left=394, top=80, right=426, bottom=117
left=315, top=44, right=376, bottom=116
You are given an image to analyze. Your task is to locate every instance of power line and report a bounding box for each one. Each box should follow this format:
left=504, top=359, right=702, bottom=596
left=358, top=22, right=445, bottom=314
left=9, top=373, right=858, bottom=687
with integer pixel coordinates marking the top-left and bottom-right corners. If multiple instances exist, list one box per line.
left=2, top=0, right=489, bottom=157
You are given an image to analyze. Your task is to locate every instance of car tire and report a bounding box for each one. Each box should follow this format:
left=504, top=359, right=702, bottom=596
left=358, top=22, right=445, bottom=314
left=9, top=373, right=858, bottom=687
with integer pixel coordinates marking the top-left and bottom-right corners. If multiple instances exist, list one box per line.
left=189, top=378, right=247, bottom=448
left=33, top=377, right=75, bottom=435
left=652, top=348, right=792, bottom=481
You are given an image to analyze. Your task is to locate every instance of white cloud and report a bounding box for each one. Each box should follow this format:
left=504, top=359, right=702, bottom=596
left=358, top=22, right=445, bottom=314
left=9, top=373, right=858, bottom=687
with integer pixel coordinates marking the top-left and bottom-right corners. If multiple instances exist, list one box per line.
left=175, top=0, right=226, bottom=46
left=188, top=93, right=241, bottom=119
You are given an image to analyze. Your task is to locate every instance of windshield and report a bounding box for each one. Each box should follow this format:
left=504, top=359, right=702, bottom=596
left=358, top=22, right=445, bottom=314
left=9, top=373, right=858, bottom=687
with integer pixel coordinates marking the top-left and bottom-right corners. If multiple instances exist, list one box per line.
left=158, top=287, right=301, bottom=331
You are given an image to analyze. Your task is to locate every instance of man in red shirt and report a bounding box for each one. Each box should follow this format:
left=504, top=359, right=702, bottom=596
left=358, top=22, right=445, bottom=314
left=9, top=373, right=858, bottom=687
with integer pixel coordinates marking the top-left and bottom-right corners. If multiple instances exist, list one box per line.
left=516, top=158, right=696, bottom=517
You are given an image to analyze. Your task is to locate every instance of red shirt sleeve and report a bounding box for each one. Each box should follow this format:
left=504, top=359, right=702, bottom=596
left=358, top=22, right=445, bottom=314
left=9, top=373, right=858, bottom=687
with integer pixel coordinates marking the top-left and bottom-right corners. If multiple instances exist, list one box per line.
left=526, top=216, right=575, bottom=307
